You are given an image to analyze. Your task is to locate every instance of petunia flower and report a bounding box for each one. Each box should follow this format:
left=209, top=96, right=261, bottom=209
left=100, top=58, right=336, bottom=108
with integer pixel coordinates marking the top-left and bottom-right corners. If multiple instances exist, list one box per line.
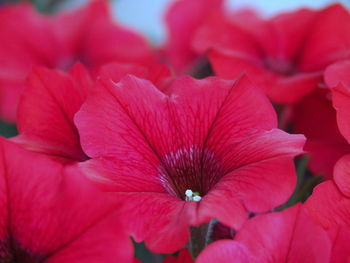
left=0, top=0, right=155, bottom=122
left=196, top=204, right=331, bottom=263
left=0, top=138, right=133, bottom=262
left=192, top=4, right=350, bottom=103
left=75, top=74, right=305, bottom=253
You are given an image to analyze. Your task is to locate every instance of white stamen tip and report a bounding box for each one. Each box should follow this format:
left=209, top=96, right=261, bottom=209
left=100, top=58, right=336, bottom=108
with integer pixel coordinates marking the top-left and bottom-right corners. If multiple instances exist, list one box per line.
left=193, top=196, right=202, bottom=202
left=185, top=189, right=193, bottom=197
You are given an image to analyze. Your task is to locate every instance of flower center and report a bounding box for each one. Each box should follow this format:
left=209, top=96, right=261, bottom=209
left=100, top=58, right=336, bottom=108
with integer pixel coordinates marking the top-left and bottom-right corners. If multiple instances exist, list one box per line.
left=264, top=57, right=296, bottom=76
left=185, top=189, right=202, bottom=202
left=0, top=238, right=45, bottom=263
left=158, top=146, right=225, bottom=200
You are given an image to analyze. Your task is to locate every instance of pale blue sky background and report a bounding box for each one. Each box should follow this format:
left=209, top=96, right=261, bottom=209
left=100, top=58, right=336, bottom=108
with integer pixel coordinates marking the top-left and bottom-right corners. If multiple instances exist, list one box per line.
left=112, top=0, right=350, bottom=44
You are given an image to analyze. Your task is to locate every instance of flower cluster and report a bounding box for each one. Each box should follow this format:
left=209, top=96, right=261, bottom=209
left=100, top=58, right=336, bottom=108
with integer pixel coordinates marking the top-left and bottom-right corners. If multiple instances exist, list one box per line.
left=0, top=0, right=349, bottom=262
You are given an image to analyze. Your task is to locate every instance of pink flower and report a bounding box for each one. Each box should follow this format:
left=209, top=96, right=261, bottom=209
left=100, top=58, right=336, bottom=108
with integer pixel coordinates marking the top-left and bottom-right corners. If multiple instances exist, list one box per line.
left=193, top=4, right=350, bottom=103
left=196, top=205, right=331, bottom=263
left=0, top=138, right=133, bottom=262
left=75, top=74, right=305, bottom=253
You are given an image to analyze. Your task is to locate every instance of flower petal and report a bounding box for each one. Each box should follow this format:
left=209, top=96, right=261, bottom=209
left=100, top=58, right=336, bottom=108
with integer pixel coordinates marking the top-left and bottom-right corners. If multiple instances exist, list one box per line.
left=305, top=181, right=350, bottom=229
left=164, top=0, right=223, bottom=73
left=333, top=154, right=350, bottom=197
left=300, top=4, right=350, bottom=71
left=0, top=139, right=132, bottom=262
left=15, top=65, right=91, bottom=161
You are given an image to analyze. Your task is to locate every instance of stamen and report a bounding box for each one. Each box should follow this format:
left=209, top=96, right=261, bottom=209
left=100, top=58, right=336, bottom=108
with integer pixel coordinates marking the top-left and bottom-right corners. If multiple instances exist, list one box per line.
left=185, top=189, right=202, bottom=202
left=185, top=189, right=193, bottom=197
left=193, top=196, right=202, bottom=202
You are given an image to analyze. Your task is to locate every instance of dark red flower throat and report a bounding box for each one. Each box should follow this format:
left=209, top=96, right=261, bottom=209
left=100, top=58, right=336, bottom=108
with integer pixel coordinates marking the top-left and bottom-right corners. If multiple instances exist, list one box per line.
left=1, top=238, right=44, bottom=263
left=264, top=57, right=297, bottom=76
left=158, top=146, right=225, bottom=201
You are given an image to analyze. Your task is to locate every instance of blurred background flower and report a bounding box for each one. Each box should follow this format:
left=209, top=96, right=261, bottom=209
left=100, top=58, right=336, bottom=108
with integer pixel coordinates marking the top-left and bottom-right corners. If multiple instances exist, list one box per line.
left=112, top=0, right=350, bottom=44
left=2, top=0, right=348, bottom=44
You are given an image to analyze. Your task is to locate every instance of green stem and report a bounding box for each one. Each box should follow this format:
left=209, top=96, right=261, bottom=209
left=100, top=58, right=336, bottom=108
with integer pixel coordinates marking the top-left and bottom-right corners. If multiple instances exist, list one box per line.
left=285, top=156, right=310, bottom=207
left=189, top=220, right=214, bottom=259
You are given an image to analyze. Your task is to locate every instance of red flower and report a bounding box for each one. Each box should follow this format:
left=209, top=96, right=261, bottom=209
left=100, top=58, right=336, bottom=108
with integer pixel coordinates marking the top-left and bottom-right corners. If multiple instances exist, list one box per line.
left=163, top=249, right=193, bottom=263
left=0, top=139, right=133, bottom=262
left=325, top=60, right=350, bottom=144
left=163, top=0, right=223, bottom=74
left=290, top=88, right=350, bottom=179
left=193, top=4, right=350, bottom=103
left=196, top=204, right=331, bottom=263
left=75, top=74, right=305, bottom=253
left=0, top=0, right=155, bottom=122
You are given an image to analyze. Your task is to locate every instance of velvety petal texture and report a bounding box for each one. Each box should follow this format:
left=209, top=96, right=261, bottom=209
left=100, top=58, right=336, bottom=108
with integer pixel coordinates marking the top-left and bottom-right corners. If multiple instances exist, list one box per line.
left=0, top=139, right=133, bottom=262
left=197, top=205, right=331, bottom=263
left=75, top=74, right=304, bottom=252
left=14, top=65, right=91, bottom=161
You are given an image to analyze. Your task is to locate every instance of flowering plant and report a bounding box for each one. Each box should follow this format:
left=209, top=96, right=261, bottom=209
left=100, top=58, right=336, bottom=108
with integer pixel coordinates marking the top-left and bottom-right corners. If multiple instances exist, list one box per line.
left=0, top=0, right=350, bottom=262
